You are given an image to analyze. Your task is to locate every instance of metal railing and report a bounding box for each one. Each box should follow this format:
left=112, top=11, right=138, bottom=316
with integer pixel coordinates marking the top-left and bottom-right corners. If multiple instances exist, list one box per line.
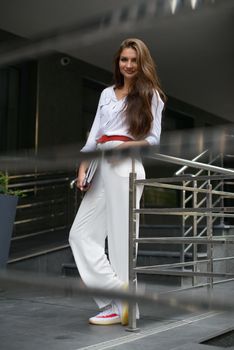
left=128, top=152, right=234, bottom=331
left=176, top=150, right=225, bottom=283
left=7, top=171, right=76, bottom=261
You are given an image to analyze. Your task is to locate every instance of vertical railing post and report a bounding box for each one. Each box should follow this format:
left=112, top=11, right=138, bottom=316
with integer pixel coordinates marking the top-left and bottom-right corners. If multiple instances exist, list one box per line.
left=127, top=158, right=139, bottom=332
left=220, top=152, right=225, bottom=227
left=207, top=152, right=213, bottom=289
left=181, top=179, right=186, bottom=287
left=193, top=180, right=198, bottom=286
left=207, top=183, right=214, bottom=289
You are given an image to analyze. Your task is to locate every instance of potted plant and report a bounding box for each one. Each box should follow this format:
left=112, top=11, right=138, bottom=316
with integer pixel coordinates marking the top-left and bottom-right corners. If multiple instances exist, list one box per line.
left=0, top=171, right=22, bottom=268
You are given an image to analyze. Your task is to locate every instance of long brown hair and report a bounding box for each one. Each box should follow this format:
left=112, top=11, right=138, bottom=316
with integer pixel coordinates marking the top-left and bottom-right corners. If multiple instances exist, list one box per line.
left=113, top=38, right=166, bottom=139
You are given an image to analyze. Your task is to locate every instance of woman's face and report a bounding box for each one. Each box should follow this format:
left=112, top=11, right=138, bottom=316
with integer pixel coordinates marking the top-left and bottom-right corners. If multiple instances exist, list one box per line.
left=119, top=47, right=138, bottom=81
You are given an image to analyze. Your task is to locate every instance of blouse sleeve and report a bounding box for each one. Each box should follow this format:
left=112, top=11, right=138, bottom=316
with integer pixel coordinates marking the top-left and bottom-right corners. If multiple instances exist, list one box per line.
left=145, top=91, right=164, bottom=146
left=80, top=91, right=104, bottom=153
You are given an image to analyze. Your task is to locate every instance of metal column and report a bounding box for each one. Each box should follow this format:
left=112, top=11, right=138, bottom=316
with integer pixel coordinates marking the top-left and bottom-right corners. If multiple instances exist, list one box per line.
left=127, top=158, right=139, bottom=332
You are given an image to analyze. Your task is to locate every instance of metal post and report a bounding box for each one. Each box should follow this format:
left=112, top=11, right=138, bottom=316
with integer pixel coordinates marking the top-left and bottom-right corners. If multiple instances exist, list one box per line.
left=220, top=152, right=225, bottom=227
left=207, top=183, right=214, bottom=289
left=126, top=158, right=139, bottom=332
left=181, top=180, right=186, bottom=287
left=193, top=180, right=198, bottom=286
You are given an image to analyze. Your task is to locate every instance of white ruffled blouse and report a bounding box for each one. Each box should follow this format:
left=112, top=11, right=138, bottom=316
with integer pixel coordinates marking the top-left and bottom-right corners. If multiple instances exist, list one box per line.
left=81, top=85, right=164, bottom=152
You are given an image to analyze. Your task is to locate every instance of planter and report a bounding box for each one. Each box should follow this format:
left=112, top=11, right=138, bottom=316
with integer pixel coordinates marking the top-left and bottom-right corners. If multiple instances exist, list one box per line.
left=0, top=194, right=18, bottom=268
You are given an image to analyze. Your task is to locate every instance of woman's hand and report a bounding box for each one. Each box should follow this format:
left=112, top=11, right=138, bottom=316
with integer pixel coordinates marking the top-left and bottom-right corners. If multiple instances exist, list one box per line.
left=108, top=140, right=149, bottom=164
left=76, top=160, right=90, bottom=191
left=115, top=140, right=149, bottom=149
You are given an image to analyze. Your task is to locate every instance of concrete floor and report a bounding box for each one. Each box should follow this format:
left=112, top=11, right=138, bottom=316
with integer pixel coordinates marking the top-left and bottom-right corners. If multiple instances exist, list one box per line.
left=1, top=276, right=234, bottom=350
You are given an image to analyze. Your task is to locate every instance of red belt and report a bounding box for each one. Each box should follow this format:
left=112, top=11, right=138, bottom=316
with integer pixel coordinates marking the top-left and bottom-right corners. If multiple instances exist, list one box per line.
left=97, top=135, right=133, bottom=144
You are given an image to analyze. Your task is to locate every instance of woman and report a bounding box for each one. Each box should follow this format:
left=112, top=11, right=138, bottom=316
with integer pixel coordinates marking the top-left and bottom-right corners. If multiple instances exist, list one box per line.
left=69, top=38, right=166, bottom=326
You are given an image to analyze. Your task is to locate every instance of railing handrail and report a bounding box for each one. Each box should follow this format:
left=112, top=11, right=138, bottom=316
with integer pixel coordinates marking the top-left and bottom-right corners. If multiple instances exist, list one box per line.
left=8, top=176, right=71, bottom=189
left=136, top=174, right=234, bottom=183
left=175, top=149, right=209, bottom=176
left=148, top=153, right=234, bottom=175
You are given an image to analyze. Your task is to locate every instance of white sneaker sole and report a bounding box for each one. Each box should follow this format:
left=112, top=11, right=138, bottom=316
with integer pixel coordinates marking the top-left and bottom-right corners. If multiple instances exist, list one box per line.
left=89, top=317, right=121, bottom=325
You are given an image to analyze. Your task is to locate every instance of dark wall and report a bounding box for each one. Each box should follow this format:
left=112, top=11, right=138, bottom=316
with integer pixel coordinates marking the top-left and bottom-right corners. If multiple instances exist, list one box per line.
left=37, top=53, right=111, bottom=149
left=0, top=29, right=37, bottom=153
left=0, top=63, right=37, bottom=152
left=165, top=95, right=228, bottom=130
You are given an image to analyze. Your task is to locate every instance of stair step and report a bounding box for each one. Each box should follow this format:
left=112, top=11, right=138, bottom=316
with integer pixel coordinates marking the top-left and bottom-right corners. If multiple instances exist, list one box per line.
left=8, top=243, right=69, bottom=264
left=9, top=228, right=69, bottom=262
left=61, top=250, right=192, bottom=276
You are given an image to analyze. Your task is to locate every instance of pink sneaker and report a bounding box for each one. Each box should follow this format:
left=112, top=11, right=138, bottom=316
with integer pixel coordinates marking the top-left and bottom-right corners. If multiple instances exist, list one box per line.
left=89, top=304, right=121, bottom=325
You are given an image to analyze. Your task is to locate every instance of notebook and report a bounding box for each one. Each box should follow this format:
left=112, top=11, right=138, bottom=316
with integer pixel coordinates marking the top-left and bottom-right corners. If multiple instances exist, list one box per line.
left=83, top=159, right=98, bottom=187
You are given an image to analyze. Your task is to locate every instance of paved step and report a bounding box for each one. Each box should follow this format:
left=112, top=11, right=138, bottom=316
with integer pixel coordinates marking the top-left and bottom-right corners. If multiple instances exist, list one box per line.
left=9, top=227, right=69, bottom=262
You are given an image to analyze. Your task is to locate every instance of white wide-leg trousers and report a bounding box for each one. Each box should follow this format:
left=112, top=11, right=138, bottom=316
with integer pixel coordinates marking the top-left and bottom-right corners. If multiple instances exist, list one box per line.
left=69, top=141, right=145, bottom=309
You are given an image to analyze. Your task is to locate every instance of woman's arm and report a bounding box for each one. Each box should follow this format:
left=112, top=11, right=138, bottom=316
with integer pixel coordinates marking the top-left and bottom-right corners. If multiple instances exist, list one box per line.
left=117, top=91, right=164, bottom=150
left=77, top=90, right=105, bottom=190
left=80, top=90, right=105, bottom=153
left=145, top=91, right=164, bottom=146
left=115, top=139, right=149, bottom=149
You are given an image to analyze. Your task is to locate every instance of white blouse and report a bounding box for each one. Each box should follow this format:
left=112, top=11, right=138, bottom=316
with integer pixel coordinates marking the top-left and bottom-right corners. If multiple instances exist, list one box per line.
left=81, top=85, right=164, bottom=153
